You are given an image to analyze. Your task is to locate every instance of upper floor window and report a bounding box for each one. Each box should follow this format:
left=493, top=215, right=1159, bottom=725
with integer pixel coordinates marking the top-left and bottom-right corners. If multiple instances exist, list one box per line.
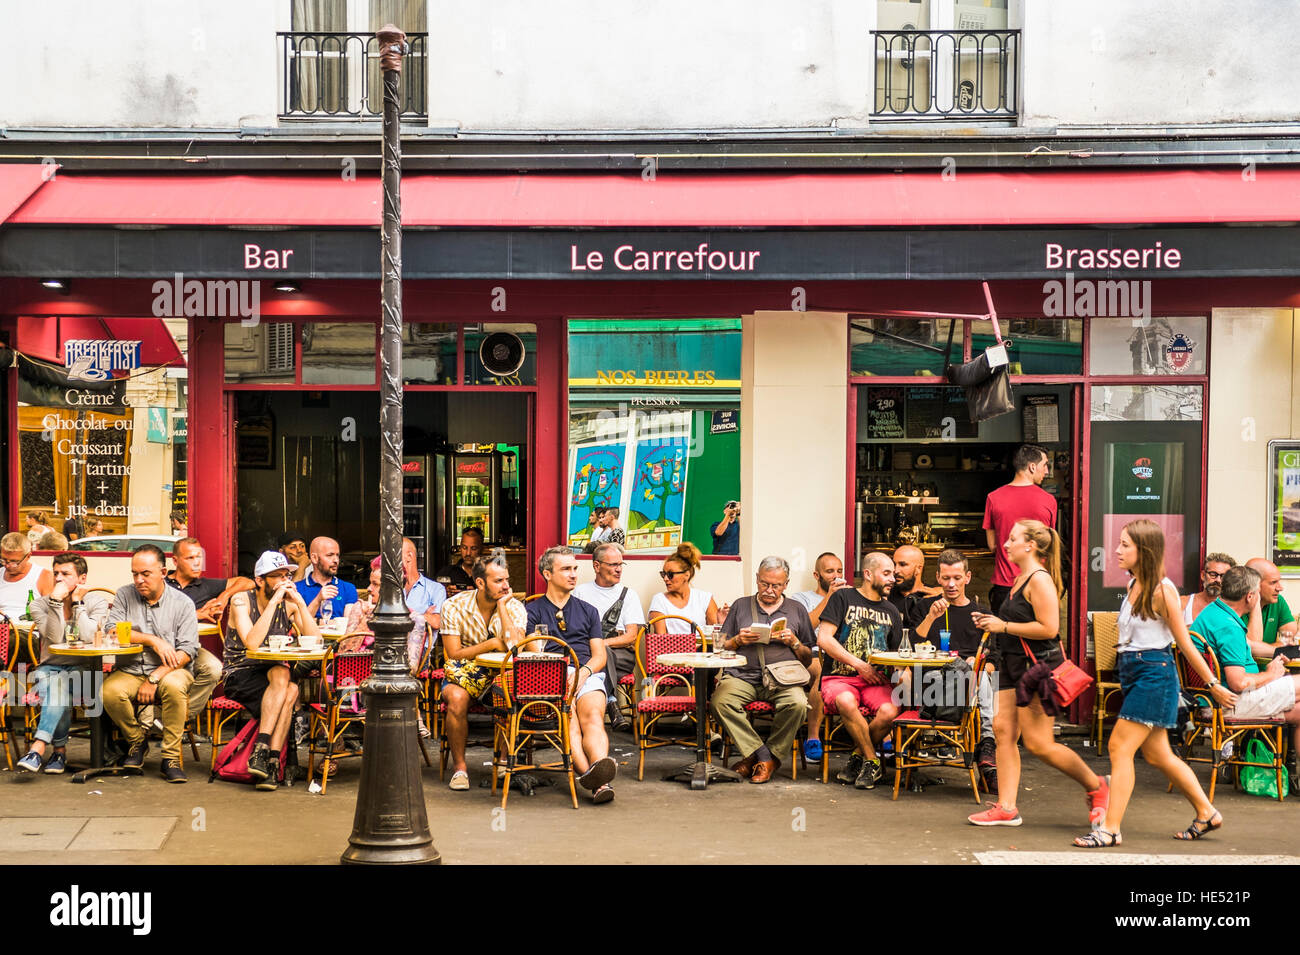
left=873, top=0, right=1019, bottom=121
left=280, top=0, right=427, bottom=121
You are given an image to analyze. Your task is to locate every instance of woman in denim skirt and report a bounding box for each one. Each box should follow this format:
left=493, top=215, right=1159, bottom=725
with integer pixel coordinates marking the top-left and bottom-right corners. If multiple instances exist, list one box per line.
left=1074, top=520, right=1238, bottom=847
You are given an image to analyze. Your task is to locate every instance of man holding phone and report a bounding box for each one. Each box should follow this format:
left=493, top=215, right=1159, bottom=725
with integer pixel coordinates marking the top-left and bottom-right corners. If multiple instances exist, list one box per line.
left=710, top=501, right=741, bottom=556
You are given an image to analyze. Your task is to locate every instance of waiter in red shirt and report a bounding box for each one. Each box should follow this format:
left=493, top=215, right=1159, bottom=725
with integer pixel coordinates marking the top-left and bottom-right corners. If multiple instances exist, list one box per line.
left=982, top=445, right=1057, bottom=614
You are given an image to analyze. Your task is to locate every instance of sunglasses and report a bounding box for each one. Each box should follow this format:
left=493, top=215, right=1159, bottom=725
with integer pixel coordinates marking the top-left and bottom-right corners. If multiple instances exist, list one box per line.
left=659, top=570, right=686, bottom=580
left=554, top=608, right=567, bottom=632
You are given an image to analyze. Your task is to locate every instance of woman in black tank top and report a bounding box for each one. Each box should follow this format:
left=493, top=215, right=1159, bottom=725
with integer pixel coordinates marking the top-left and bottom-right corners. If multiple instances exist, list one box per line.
left=966, top=520, right=1108, bottom=829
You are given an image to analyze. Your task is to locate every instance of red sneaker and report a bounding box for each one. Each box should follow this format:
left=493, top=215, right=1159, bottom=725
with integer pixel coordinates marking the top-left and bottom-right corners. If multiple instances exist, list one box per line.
left=968, top=803, right=1023, bottom=827
left=1087, top=775, right=1111, bottom=829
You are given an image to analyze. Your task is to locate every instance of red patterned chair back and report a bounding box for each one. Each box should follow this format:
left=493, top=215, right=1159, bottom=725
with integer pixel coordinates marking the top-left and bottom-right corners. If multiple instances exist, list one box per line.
left=501, top=655, right=569, bottom=702
left=335, top=651, right=373, bottom=690
left=645, top=628, right=697, bottom=676
left=1180, top=632, right=1219, bottom=703
left=0, top=615, right=14, bottom=670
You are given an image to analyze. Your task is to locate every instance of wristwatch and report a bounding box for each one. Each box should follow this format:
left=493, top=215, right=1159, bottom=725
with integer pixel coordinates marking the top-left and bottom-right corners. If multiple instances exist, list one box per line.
left=148, top=671, right=162, bottom=685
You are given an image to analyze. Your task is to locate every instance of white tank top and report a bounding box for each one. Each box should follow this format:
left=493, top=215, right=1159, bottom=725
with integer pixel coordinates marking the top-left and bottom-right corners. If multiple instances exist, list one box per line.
left=649, top=588, right=713, bottom=633
left=1182, top=594, right=1197, bottom=626
left=0, top=562, right=44, bottom=622
left=1119, top=578, right=1176, bottom=652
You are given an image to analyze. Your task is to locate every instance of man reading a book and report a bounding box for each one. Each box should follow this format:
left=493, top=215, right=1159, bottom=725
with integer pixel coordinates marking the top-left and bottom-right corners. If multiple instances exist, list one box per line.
left=711, top=556, right=816, bottom=784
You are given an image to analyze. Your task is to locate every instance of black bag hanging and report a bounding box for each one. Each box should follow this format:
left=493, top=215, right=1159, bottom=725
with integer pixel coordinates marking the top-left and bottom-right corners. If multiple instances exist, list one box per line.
left=945, top=282, right=1016, bottom=423
left=918, top=656, right=973, bottom=724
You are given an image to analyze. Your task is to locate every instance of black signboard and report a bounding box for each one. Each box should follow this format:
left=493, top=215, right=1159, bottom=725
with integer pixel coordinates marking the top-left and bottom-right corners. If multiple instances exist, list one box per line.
left=867, top=387, right=906, bottom=439
left=7, top=225, right=1300, bottom=280
left=905, top=386, right=977, bottom=439
left=710, top=409, right=739, bottom=434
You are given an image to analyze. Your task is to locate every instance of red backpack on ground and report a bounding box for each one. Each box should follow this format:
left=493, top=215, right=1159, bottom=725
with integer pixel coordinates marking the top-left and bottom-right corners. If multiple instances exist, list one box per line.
left=209, top=719, right=288, bottom=784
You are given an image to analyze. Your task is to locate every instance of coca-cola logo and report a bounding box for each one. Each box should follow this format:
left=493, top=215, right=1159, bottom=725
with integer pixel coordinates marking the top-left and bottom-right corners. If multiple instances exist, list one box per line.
left=457, top=461, right=489, bottom=476
left=401, top=461, right=422, bottom=473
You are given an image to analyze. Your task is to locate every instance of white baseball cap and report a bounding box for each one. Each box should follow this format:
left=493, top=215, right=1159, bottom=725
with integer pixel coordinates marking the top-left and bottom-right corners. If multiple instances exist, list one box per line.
left=254, top=550, right=291, bottom=577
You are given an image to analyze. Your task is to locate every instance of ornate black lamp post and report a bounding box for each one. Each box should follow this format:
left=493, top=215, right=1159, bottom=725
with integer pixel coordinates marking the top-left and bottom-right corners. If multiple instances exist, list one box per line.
left=340, top=24, right=439, bottom=866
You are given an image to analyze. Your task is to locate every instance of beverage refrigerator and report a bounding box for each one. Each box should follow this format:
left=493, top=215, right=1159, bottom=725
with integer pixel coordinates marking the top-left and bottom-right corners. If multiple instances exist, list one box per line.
left=449, top=450, right=502, bottom=544
left=401, top=456, right=432, bottom=570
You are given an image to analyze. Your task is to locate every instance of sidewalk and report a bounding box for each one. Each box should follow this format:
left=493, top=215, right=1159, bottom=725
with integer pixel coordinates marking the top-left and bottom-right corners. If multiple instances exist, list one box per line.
left=2, top=732, right=1294, bottom=865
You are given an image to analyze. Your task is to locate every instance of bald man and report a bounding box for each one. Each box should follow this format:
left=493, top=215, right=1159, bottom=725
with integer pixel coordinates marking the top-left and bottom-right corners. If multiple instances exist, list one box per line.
left=296, top=536, right=360, bottom=621
left=889, top=545, right=939, bottom=629
left=1245, top=557, right=1297, bottom=655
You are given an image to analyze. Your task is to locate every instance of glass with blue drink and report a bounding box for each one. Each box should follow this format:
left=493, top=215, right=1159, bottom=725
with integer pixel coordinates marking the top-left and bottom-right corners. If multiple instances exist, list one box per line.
left=939, top=630, right=951, bottom=654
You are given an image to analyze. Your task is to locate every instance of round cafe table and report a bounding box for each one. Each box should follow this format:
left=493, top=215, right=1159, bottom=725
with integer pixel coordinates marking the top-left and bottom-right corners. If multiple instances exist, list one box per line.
left=869, top=651, right=957, bottom=668
left=655, top=652, right=746, bottom=790
left=245, top=645, right=328, bottom=663
left=47, top=642, right=142, bottom=783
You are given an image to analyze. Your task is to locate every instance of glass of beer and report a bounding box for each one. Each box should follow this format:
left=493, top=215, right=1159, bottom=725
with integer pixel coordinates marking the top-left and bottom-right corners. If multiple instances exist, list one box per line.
left=116, top=621, right=133, bottom=647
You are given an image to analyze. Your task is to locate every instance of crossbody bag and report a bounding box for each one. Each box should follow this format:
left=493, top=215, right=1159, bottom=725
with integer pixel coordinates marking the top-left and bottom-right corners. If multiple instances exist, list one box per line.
left=750, top=598, right=811, bottom=690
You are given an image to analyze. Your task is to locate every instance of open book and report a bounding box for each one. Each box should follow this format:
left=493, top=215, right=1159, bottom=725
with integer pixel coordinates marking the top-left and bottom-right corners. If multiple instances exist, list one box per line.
left=749, top=618, right=787, bottom=644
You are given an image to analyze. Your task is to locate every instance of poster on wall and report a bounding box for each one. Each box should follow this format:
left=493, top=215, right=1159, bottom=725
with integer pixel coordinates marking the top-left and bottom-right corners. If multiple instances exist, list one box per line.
left=1268, top=440, right=1300, bottom=576
left=1101, top=441, right=1186, bottom=589
left=566, top=441, right=626, bottom=548
left=625, top=435, right=690, bottom=552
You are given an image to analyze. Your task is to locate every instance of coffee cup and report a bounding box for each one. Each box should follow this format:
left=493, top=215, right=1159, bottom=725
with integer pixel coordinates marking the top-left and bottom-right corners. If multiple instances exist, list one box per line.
left=298, top=634, right=322, bottom=650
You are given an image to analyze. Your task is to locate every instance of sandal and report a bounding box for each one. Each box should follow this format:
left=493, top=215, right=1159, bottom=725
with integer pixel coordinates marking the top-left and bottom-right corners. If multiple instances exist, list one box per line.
left=1174, top=809, right=1222, bottom=841
left=1073, top=828, right=1122, bottom=848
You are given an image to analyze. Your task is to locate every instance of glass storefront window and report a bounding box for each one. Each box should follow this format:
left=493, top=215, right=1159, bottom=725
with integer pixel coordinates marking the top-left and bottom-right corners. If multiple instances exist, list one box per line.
left=567, top=319, right=741, bottom=555
left=851, top=318, right=959, bottom=377
left=402, top=322, right=459, bottom=385
left=18, top=320, right=189, bottom=543
left=224, top=322, right=296, bottom=384
left=1089, top=316, right=1208, bottom=376
left=1088, top=383, right=1204, bottom=611
left=972, top=319, right=1083, bottom=375
left=466, top=323, right=536, bottom=386
left=302, top=322, right=376, bottom=385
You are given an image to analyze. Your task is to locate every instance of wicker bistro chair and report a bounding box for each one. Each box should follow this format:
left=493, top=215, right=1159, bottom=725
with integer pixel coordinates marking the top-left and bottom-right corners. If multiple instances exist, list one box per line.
left=888, top=637, right=990, bottom=803
left=1091, top=612, right=1123, bottom=748
left=634, top=615, right=706, bottom=781
left=1178, top=634, right=1288, bottom=802
left=0, top=613, right=15, bottom=767
left=819, top=649, right=877, bottom=784
left=491, top=635, right=582, bottom=809
left=308, top=647, right=374, bottom=793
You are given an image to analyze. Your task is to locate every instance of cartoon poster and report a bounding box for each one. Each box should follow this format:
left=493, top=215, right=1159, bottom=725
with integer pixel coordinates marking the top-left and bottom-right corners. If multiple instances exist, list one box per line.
left=566, top=442, right=626, bottom=548
left=625, top=436, right=689, bottom=552
left=1270, top=442, right=1300, bottom=576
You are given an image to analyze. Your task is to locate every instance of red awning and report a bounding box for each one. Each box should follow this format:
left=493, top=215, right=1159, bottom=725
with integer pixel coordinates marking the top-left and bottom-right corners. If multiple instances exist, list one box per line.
left=0, top=163, right=55, bottom=223
left=17, top=316, right=185, bottom=368
left=8, top=167, right=1300, bottom=228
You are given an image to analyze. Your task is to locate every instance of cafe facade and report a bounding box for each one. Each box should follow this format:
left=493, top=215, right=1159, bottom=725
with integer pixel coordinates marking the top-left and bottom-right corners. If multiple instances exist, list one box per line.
left=4, top=163, right=1300, bottom=692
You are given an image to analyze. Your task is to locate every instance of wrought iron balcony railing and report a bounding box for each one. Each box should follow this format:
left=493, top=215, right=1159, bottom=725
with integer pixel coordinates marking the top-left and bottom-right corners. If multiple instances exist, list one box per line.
left=872, top=29, right=1019, bottom=121
left=278, top=32, right=427, bottom=120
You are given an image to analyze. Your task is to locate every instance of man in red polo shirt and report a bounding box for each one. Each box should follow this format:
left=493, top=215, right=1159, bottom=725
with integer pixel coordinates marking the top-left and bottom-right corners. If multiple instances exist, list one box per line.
left=982, top=445, right=1057, bottom=615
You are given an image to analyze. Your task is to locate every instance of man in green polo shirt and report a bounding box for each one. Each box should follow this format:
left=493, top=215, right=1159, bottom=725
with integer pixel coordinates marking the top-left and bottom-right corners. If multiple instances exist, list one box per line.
left=1245, top=558, right=1297, bottom=654
left=1191, top=566, right=1300, bottom=757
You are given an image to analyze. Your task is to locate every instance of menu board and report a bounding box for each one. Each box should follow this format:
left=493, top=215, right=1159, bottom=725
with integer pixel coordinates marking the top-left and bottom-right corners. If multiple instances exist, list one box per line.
left=904, top=386, right=977, bottom=439
left=866, top=387, right=906, bottom=439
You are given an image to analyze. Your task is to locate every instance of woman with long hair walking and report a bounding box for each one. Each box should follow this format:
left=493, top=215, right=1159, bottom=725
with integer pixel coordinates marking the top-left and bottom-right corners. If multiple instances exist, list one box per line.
left=1072, top=519, right=1236, bottom=847
left=968, top=519, right=1110, bottom=827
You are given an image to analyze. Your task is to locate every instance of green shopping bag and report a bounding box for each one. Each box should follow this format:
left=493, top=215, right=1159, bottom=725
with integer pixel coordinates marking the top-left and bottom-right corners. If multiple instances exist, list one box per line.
left=1239, top=738, right=1289, bottom=798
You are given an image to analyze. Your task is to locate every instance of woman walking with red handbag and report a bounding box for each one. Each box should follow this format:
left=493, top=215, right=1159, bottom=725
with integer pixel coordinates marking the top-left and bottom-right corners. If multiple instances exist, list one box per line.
left=1072, top=520, right=1236, bottom=847
left=968, top=519, right=1110, bottom=827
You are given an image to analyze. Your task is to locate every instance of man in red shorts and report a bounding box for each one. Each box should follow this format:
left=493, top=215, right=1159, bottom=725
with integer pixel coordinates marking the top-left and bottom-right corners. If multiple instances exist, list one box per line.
left=815, top=551, right=903, bottom=790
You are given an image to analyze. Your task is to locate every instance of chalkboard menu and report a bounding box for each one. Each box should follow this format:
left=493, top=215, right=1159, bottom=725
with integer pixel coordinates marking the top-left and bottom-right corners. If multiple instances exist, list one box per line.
left=866, top=387, right=905, bottom=439
left=905, top=386, right=978, bottom=439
